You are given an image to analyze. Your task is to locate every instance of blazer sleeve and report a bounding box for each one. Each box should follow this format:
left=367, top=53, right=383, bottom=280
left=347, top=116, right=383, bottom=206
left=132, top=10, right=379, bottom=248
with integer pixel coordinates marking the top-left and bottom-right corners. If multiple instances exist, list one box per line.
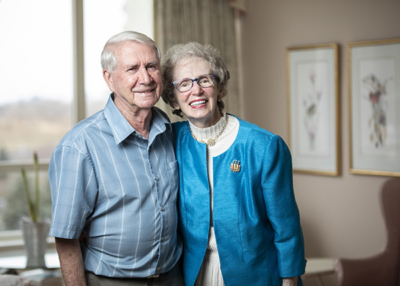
left=261, top=134, right=306, bottom=278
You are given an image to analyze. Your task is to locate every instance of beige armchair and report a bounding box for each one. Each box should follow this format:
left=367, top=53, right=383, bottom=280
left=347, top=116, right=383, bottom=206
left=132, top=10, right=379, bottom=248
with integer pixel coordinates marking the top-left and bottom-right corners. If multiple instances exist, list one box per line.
left=334, top=178, right=400, bottom=286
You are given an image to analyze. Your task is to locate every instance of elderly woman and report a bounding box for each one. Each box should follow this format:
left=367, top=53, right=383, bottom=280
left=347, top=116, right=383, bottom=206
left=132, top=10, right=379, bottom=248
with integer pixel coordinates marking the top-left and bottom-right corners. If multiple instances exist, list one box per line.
left=161, top=42, right=306, bottom=286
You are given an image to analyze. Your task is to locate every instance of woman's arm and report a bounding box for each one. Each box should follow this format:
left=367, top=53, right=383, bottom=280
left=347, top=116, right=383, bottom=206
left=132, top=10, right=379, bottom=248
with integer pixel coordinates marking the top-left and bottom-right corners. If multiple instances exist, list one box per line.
left=261, top=135, right=306, bottom=278
left=282, top=277, right=297, bottom=286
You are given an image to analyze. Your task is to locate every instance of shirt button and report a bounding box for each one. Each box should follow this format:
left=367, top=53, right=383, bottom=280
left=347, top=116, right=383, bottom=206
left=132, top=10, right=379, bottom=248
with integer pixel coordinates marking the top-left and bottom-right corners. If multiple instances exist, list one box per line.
left=155, top=177, right=159, bottom=181
left=161, top=207, right=165, bottom=211
left=157, top=267, right=160, bottom=271
left=161, top=237, right=165, bottom=242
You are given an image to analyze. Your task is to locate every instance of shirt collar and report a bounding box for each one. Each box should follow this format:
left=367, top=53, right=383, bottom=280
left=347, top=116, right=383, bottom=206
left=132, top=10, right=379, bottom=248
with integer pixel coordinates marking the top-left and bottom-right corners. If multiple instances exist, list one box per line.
left=104, top=94, right=171, bottom=145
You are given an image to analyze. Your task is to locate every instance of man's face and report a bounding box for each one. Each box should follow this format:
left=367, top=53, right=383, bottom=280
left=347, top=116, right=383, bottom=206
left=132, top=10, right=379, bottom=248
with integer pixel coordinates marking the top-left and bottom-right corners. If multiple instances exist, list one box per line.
left=103, top=41, right=162, bottom=112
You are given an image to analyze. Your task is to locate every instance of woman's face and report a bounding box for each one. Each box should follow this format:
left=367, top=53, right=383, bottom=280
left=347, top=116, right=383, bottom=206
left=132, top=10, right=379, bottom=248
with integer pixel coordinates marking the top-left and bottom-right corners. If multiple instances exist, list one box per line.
left=173, top=57, right=223, bottom=128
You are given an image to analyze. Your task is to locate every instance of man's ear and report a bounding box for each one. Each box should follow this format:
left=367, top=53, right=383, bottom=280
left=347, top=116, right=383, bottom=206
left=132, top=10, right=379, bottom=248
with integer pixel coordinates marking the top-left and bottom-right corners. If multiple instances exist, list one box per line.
left=103, top=69, right=114, bottom=92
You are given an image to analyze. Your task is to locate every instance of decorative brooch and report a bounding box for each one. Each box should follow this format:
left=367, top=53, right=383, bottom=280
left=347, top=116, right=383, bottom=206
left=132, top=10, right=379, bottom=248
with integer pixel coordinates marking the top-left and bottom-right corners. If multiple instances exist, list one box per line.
left=230, top=160, right=241, bottom=173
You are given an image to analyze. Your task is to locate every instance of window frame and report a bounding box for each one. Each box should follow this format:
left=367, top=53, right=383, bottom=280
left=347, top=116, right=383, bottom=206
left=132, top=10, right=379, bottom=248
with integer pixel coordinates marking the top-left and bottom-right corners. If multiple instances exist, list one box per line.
left=0, top=0, right=85, bottom=251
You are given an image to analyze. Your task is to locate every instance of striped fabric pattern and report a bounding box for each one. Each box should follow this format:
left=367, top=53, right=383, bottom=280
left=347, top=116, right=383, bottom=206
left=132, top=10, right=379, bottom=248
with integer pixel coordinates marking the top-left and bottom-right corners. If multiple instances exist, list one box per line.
left=49, top=95, right=182, bottom=278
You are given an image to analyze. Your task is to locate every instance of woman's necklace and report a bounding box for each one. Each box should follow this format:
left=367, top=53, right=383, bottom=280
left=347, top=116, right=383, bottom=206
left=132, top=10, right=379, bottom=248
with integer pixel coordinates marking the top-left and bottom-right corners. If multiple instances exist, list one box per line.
left=189, top=116, right=229, bottom=147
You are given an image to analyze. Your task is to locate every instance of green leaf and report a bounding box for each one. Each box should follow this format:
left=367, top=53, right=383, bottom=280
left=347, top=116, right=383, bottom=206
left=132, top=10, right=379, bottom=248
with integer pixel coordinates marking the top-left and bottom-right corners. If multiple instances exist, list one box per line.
left=21, top=167, right=35, bottom=222
left=34, top=152, right=40, bottom=222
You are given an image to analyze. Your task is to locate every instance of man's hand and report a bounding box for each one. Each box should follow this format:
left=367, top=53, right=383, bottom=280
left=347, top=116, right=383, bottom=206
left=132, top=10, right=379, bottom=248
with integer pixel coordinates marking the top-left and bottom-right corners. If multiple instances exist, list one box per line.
left=55, top=238, right=87, bottom=286
left=282, top=277, right=297, bottom=286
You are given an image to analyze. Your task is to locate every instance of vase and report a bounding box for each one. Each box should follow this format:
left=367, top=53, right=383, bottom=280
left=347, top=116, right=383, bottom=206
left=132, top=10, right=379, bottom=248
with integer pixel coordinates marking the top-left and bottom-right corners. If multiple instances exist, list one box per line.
left=20, top=217, right=50, bottom=268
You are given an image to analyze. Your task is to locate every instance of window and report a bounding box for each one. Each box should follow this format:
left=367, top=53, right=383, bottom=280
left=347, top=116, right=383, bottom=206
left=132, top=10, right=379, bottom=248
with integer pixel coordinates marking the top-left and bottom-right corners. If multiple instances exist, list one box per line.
left=0, top=0, right=154, bottom=235
left=84, top=0, right=155, bottom=117
left=0, top=0, right=73, bottom=233
left=0, top=0, right=73, bottom=163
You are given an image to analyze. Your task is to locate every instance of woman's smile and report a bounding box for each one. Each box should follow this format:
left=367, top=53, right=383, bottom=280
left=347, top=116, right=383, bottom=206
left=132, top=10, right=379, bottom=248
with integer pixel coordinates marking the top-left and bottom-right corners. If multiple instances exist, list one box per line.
left=189, top=99, right=208, bottom=108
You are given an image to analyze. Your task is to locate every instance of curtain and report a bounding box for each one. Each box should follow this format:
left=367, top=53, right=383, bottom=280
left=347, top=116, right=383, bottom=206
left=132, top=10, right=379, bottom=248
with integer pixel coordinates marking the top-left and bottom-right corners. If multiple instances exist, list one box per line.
left=154, top=0, right=241, bottom=121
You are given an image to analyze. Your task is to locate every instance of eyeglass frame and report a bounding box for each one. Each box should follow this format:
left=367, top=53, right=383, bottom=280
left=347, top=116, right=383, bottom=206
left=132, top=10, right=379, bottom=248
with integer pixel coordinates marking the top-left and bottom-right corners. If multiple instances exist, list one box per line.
left=173, top=74, right=217, bottom=93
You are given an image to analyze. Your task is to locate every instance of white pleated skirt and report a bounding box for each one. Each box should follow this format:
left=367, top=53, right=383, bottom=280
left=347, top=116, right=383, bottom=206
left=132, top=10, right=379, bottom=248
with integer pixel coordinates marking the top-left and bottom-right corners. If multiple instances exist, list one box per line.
left=195, top=227, right=225, bottom=286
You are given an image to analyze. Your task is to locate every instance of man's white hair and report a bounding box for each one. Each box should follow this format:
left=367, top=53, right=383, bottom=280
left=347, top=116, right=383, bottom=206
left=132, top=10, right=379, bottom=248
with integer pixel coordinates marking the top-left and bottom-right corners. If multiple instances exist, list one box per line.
left=101, top=31, right=161, bottom=73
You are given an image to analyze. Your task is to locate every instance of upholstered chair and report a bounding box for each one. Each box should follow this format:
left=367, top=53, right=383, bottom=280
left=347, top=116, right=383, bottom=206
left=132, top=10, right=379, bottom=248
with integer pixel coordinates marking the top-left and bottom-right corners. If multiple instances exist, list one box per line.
left=334, top=178, right=400, bottom=286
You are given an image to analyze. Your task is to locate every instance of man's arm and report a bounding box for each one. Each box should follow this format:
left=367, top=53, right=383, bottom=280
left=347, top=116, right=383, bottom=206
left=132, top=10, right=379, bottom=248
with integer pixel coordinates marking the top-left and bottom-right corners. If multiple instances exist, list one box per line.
left=55, top=238, right=86, bottom=286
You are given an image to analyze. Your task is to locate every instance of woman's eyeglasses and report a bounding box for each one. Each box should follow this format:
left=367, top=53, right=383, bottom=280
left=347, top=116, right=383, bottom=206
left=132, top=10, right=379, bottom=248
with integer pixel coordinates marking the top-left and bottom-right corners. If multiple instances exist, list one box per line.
left=173, top=74, right=216, bottom=92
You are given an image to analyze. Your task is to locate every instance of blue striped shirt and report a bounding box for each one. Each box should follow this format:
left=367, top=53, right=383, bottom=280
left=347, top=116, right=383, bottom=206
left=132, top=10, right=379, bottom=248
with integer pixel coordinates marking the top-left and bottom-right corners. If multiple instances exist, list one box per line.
left=49, top=95, right=182, bottom=278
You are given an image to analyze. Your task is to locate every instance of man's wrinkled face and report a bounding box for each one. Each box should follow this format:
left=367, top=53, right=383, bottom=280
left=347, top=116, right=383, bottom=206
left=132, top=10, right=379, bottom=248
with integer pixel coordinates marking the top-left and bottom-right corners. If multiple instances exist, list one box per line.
left=103, top=41, right=162, bottom=111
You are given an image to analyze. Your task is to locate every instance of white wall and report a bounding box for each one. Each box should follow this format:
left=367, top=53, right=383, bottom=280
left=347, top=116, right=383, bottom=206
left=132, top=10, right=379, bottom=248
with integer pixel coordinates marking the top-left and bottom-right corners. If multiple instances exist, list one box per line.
left=241, top=1, right=400, bottom=285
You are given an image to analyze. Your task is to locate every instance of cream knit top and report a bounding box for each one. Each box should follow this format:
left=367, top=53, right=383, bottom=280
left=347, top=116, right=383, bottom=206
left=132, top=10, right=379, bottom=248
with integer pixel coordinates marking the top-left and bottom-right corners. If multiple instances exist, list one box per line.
left=189, top=113, right=240, bottom=286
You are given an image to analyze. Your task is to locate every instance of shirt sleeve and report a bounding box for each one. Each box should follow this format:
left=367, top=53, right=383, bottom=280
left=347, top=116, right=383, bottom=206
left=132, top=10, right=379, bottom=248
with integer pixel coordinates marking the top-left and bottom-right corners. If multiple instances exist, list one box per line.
left=261, top=135, right=306, bottom=278
left=49, top=144, right=98, bottom=239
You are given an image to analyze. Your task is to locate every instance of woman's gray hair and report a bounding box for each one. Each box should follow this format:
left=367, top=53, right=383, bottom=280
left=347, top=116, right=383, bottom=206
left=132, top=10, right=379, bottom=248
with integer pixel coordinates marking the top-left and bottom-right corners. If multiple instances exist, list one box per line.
left=101, top=31, right=161, bottom=73
left=161, top=42, right=230, bottom=117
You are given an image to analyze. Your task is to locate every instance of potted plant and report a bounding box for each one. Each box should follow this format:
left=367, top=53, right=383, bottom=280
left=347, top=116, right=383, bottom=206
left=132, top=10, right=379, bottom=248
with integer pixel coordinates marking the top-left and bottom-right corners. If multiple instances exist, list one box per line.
left=20, top=152, right=50, bottom=268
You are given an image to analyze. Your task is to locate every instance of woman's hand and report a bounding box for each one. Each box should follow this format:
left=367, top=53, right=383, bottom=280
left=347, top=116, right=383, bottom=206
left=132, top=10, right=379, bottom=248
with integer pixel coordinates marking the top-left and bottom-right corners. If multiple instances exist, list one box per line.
left=282, top=277, right=297, bottom=286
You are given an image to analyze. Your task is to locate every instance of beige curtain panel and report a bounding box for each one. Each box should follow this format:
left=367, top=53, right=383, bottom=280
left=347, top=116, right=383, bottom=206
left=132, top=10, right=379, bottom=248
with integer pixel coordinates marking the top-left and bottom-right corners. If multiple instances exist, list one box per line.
left=154, top=0, right=240, bottom=120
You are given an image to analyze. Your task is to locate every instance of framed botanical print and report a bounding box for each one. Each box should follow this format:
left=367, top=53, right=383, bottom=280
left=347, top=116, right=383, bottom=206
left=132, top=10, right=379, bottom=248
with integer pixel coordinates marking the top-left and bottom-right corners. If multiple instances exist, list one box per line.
left=348, top=38, right=400, bottom=177
left=287, top=43, right=340, bottom=176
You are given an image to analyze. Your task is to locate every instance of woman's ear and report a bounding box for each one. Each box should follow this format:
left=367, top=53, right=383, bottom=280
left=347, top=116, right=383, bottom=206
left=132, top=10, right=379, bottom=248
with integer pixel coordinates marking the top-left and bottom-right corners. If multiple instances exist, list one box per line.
left=171, top=101, right=180, bottom=110
left=217, top=89, right=224, bottom=102
left=172, top=105, right=182, bottom=116
left=171, top=94, right=180, bottom=109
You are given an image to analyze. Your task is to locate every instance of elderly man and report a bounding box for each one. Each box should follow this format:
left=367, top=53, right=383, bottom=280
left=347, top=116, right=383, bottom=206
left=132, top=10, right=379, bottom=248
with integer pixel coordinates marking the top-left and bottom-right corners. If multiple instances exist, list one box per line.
left=49, top=31, right=183, bottom=286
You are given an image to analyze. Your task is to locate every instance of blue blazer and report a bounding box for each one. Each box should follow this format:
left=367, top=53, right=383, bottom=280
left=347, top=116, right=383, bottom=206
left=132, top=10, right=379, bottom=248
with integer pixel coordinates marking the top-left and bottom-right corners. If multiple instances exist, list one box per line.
left=173, top=117, right=306, bottom=286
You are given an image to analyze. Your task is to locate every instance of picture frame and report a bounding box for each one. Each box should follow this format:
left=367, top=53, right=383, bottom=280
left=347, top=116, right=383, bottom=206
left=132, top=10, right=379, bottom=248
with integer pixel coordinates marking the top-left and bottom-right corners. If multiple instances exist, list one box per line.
left=287, top=44, right=340, bottom=176
left=348, top=38, right=400, bottom=177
